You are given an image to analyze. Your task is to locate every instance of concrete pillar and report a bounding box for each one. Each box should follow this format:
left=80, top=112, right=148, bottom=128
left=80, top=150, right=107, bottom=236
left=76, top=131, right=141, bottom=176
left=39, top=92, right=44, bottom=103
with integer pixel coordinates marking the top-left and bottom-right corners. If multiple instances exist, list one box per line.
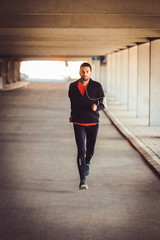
left=128, top=46, right=138, bottom=111
left=137, top=43, right=150, bottom=118
left=104, top=55, right=108, bottom=92
left=100, top=65, right=106, bottom=90
left=115, top=51, right=121, bottom=101
left=102, top=64, right=107, bottom=92
left=2, top=59, right=8, bottom=84
left=6, top=60, right=14, bottom=84
left=12, top=61, right=16, bottom=82
left=106, top=54, right=111, bottom=95
left=110, top=52, right=116, bottom=97
left=0, top=58, right=3, bottom=89
left=120, top=49, right=128, bottom=105
left=150, top=39, right=160, bottom=126
left=94, top=60, right=101, bottom=82
left=13, top=60, right=20, bottom=82
left=99, top=65, right=102, bottom=84
left=0, top=59, right=20, bottom=86
left=91, top=60, right=96, bottom=80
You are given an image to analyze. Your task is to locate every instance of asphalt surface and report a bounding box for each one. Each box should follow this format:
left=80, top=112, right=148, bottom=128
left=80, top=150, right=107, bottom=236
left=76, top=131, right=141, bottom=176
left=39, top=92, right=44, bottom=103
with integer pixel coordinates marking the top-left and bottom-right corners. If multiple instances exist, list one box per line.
left=0, top=82, right=160, bottom=240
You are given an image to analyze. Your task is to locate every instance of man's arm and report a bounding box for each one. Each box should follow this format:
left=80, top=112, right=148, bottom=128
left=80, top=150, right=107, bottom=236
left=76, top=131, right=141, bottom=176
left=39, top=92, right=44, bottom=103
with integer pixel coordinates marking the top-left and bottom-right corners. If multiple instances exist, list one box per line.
left=96, top=84, right=106, bottom=111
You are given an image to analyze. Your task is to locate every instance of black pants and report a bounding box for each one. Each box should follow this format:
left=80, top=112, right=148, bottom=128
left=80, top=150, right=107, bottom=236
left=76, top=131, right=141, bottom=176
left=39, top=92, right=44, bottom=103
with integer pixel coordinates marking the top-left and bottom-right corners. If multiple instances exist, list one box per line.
left=73, top=124, right=99, bottom=179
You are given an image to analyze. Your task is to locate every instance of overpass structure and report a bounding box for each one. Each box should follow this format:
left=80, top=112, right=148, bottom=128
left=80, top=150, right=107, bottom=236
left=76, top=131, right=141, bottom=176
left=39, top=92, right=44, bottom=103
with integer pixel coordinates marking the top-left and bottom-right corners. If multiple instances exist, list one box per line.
left=0, top=2, right=160, bottom=239
left=0, top=0, right=160, bottom=126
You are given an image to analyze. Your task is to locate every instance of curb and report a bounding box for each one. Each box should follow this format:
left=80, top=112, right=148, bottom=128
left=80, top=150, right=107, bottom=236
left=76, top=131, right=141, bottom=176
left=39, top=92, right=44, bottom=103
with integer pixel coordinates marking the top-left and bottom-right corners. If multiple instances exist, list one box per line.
left=104, top=109, right=160, bottom=177
left=1, top=81, right=30, bottom=91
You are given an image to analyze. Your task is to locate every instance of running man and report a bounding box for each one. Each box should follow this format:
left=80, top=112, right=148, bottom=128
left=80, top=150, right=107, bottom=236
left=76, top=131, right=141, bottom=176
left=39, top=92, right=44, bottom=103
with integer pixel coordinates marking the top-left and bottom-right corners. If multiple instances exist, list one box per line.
left=68, top=62, right=105, bottom=190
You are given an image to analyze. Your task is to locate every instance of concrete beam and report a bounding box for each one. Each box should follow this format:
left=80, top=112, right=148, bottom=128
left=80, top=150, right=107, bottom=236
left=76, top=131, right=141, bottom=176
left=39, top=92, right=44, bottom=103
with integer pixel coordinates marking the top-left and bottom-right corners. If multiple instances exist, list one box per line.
left=0, top=28, right=158, bottom=57
left=0, top=1, right=160, bottom=58
left=1, top=0, right=160, bottom=15
left=1, top=15, right=160, bottom=28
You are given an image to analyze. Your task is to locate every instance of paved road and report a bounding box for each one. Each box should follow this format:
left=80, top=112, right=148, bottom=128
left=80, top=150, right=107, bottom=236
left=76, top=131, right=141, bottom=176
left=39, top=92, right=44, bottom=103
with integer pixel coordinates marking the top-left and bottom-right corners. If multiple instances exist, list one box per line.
left=0, top=82, right=160, bottom=240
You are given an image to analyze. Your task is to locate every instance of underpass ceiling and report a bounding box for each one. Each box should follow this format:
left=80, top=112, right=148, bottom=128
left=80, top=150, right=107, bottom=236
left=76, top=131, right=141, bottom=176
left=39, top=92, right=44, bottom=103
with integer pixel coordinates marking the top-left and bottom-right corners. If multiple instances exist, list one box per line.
left=0, top=0, right=160, bottom=59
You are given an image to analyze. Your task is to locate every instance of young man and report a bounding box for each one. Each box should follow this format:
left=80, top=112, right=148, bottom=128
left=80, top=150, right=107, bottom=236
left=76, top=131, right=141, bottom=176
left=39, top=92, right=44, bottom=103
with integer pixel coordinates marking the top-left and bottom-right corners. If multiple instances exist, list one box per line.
left=68, top=62, right=105, bottom=190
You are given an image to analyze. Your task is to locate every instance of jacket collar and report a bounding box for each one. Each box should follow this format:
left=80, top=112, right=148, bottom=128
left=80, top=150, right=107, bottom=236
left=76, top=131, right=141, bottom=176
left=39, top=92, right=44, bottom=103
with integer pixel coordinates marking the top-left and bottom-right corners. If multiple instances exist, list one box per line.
left=73, top=78, right=93, bottom=86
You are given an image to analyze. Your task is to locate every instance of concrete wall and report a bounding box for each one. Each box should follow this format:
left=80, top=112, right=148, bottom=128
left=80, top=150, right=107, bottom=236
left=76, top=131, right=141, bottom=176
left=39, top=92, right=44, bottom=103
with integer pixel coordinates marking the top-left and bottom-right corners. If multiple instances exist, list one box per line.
left=137, top=43, right=150, bottom=118
left=106, top=40, right=160, bottom=126
left=128, top=46, right=138, bottom=111
left=150, top=39, right=160, bottom=126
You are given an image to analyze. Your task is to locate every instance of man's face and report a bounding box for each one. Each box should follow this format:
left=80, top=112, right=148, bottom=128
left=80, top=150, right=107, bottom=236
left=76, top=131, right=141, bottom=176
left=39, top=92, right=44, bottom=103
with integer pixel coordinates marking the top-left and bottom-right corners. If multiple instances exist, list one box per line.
left=79, top=66, right=92, bottom=82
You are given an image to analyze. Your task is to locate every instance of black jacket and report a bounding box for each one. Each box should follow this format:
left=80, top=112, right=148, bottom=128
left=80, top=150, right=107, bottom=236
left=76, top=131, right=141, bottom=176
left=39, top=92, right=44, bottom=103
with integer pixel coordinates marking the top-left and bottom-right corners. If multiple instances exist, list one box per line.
left=68, top=79, right=105, bottom=124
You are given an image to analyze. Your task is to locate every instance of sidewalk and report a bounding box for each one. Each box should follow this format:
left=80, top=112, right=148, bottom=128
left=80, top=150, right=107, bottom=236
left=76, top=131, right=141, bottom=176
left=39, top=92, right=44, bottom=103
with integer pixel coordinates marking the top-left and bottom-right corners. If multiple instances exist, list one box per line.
left=104, top=96, right=160, bottom=176
left=0, top=82, right=160, bottom=240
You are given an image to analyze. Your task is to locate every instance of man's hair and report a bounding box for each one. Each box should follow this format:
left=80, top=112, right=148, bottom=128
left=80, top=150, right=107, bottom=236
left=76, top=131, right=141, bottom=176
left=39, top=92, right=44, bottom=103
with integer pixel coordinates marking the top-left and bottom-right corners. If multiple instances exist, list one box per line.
left=80, top=62, right=92, bottom=71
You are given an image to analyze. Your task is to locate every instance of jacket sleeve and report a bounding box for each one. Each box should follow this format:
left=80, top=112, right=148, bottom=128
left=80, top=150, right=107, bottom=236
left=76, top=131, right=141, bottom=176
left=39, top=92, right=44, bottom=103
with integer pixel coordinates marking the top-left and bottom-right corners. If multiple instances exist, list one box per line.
left=68, top=84, right=73, bottom=116
left=68, top=83, right=71, bottom=99
left=96, top=84, right=106, bottom=111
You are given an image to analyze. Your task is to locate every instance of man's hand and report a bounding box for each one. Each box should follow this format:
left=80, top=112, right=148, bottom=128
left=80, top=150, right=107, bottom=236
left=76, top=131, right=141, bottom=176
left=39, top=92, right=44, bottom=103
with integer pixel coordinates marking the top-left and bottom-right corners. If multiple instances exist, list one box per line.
left=92, top=104, right=97, bottom=111
left=69, top=116, right=72, bottom=122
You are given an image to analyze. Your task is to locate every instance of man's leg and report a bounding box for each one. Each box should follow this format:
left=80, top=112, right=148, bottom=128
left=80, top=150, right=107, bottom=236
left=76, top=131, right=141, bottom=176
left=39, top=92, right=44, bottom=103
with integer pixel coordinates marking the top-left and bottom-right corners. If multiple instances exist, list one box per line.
left=73, top=124, right=86, bottom=180
left=85, top=124, right=99, bottom=165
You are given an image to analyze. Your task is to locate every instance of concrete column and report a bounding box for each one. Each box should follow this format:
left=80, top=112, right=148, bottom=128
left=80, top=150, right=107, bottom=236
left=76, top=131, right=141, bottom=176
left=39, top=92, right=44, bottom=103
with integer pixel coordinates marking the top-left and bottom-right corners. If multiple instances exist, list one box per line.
left=12, top=61, right=16, bottom=82
left=0, top=58, right=3, bottom=89
left=102, top=63, right=107, bottom=92
left=6, top=60, right=10, bottom=84
left=2, top=59, right=8, bottom=84
left=104, top=55, right=108, bottom=92
left=106, top=54, right=111, bottom=95
left=6, top=60, right=14, bottom=84
left=150, top=39, right=160, bottom=126
left=100, top=65, right=105, bottom=85
left=13, top=60, right=20, bottom=82
left=95, top=60, right=101, bottom=82
left=120, top=49, right=128, bottom=105
left=110, top=52, right=116, bottom=97
left=91, top=60, right=96, bottom=80
left=100, top=65, right=102, bottom=84
left=115, top=51, right=121, bottom=101
left=128, top=46, right=138, bottom=111
left=0, top=59, right=20, bottom=85
left=137, top=43, right=150, bottom=118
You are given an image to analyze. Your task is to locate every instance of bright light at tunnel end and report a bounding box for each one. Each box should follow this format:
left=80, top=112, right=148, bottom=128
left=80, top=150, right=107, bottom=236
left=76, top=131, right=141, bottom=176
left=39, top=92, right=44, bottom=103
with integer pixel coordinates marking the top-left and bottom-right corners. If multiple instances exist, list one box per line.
left=20, top=60, right=85, bottom=82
